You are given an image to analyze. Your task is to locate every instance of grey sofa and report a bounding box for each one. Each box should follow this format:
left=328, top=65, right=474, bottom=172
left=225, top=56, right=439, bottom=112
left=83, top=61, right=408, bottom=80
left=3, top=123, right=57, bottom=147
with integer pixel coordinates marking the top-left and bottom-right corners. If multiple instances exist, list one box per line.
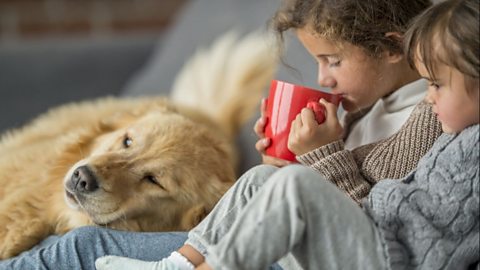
left=0, top=0, right=317, bottom=174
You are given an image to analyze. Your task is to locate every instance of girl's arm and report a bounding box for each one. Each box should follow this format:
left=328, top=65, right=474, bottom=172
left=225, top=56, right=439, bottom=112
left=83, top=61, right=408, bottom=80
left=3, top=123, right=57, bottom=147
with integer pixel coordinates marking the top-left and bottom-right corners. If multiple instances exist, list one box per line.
left=296, top=101, right=442, bottom=204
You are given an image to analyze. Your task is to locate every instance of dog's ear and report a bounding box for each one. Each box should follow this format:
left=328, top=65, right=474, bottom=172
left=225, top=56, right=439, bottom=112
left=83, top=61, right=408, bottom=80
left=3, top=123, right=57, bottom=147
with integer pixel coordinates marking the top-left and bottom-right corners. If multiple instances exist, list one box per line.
left=180, top=204, right=209, bottom=230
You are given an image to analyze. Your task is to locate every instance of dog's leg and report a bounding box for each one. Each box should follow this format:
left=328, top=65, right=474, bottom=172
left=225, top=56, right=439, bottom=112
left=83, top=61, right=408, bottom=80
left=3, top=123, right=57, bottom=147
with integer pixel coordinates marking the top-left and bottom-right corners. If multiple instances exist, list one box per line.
left=180, top=204, right=208, bottom=230
left=0, top=198, right=52, bottom=259
left=0, top=219, right=51, bottom=259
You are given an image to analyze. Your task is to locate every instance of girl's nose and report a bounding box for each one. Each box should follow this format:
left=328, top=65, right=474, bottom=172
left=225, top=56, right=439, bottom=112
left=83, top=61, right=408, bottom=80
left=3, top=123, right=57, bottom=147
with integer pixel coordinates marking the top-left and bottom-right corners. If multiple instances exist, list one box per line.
left=317, top=67, right=336, bottom=88
left=318, top=77, right=336, bottom=88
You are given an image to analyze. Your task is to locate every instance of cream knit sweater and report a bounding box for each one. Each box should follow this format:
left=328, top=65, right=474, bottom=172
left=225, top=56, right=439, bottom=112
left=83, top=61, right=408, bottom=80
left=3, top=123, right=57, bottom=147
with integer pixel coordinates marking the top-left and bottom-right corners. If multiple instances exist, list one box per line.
left=344, top=79, right=427, bottom=149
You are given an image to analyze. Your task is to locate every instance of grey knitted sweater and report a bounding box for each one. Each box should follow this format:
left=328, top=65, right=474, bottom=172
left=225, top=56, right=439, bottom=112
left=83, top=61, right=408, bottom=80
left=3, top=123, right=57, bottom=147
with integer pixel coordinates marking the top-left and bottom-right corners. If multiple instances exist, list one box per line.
left=364, top=124, right=479, bottom=269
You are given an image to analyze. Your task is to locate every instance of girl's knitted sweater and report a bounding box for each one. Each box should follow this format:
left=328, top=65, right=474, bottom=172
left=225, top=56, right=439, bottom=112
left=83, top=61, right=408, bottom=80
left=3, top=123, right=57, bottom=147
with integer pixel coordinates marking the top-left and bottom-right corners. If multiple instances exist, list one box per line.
left=297, top=101, right=443, bottom=204
left=364, top=124, right=479, bottom=269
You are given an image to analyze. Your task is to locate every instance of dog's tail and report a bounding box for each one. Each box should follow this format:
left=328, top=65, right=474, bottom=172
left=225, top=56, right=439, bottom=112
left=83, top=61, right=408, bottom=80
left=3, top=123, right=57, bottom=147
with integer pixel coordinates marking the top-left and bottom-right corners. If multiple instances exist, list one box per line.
left=170, top=30, right=278, bottom=139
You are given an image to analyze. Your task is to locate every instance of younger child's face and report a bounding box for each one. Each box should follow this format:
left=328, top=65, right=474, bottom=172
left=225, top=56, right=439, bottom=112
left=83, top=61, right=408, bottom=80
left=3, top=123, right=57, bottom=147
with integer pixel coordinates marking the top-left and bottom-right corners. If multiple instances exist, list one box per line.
left=415, top=59, right=479, bottom=134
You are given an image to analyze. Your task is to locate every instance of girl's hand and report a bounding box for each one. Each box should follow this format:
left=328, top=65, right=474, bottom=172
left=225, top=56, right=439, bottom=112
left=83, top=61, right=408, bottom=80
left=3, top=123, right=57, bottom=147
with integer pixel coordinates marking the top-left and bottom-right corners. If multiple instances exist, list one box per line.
left=254, top=98, right=293, bottom=167
left=287, top=99, right=343, bottom=156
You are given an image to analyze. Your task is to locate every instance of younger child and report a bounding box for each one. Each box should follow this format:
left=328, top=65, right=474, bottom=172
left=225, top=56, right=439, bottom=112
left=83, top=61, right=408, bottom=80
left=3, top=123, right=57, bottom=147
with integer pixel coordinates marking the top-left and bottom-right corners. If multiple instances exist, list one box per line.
left=96, top=0, right=479, bottom=269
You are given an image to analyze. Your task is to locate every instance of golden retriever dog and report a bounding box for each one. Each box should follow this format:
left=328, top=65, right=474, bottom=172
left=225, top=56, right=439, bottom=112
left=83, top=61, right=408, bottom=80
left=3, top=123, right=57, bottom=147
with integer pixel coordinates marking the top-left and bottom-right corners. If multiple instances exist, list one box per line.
left=0, top=31, right=277, bottom=259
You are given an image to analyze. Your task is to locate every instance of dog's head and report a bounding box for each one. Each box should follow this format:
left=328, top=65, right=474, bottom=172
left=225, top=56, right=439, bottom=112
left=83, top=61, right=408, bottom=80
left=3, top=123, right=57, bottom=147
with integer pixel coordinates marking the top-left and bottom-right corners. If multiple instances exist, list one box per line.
left=62, top=108, right=235, bottom=231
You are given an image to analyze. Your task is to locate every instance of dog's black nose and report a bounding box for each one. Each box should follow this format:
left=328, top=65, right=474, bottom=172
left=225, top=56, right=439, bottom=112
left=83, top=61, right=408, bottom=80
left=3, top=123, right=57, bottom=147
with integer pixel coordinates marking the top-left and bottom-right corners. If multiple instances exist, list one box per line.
left=71, top=165, right=99, bottom=192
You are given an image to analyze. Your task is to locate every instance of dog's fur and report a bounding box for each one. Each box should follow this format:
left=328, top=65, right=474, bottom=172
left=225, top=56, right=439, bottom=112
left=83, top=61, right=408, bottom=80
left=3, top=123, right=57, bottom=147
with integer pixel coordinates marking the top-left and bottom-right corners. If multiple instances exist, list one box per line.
left=0, top=31, right=276, bottom=259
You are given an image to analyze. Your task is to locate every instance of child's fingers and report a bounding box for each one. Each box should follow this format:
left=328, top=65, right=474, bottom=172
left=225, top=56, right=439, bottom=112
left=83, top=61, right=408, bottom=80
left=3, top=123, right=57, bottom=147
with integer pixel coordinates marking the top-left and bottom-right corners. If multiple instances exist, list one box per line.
left=300, top=107, right=318, bottom=126
left=260, top=98, right=267, bottom=118
left=254, top=98, right=268, bottom=137
left=255, top=137, right=270, bottom=153
left=254, top=116, right=267, bottom=137
left=255, top=137, right=293, bottom=166
left=319, top=98, right=339, bottom=123
left=291, top=113, right=304, bottom=134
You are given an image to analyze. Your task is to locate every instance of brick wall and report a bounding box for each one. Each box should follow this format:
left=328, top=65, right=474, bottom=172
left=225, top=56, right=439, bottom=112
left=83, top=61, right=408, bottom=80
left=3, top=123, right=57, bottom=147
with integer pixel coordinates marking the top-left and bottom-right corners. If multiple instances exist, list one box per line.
left=0, top=0, right=188, bottom=41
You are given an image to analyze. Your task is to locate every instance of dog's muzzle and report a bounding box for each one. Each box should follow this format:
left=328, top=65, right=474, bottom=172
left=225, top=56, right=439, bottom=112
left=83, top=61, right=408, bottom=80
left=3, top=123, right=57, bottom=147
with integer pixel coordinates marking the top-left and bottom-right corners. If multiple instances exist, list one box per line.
left=67, top=165, right=99, bottom=193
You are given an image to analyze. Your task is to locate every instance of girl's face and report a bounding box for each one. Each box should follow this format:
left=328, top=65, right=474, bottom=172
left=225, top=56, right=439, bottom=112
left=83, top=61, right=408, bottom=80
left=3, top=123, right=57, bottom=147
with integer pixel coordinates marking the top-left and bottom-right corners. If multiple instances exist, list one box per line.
left=415, top=60, right=479, bottom=134
left=296, top=28, right=398, bottom=112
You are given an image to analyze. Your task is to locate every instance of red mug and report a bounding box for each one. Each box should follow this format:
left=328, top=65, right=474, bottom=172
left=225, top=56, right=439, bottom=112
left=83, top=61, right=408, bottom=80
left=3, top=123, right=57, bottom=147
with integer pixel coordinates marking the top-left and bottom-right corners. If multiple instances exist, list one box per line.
left=264, top=80, right=342, bottom=162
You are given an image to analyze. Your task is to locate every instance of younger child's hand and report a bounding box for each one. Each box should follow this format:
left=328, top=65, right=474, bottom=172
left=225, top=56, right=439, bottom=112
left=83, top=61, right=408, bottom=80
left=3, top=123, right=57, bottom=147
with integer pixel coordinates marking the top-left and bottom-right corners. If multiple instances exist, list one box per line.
left=287, top=99, right=343, bottom=156
left=254, top=98, right=293, bottom=167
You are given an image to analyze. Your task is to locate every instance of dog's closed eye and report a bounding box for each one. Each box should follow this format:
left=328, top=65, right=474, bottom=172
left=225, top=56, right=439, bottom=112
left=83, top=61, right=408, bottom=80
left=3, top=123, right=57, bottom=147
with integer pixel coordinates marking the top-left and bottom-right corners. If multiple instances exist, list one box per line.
left=143, top=174, right=165, bottom=190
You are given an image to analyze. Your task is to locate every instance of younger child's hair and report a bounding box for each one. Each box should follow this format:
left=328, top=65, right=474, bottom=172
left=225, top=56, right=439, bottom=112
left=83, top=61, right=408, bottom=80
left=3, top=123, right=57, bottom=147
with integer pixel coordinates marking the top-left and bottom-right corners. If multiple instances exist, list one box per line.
left=404, top=0, right=480, bottom=93
left=271, top=0, right=432, bottom=57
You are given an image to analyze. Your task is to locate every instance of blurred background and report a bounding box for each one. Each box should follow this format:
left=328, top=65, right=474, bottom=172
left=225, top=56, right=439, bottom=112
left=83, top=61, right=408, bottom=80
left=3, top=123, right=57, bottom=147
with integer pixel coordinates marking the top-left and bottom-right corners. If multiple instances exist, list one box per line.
left=0, top=0, right=445, bottom=135
left=0, top=0, right=187, bottom=40
left=0, top=0, right=189, bottom=133
left=0, top=0, right=318, bottom=136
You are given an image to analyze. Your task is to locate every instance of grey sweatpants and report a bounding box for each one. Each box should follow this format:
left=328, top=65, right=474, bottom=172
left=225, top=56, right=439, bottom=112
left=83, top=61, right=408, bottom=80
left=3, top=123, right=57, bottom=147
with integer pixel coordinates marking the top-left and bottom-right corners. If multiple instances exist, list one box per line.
left=186, top=164, right=388, bottom=270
